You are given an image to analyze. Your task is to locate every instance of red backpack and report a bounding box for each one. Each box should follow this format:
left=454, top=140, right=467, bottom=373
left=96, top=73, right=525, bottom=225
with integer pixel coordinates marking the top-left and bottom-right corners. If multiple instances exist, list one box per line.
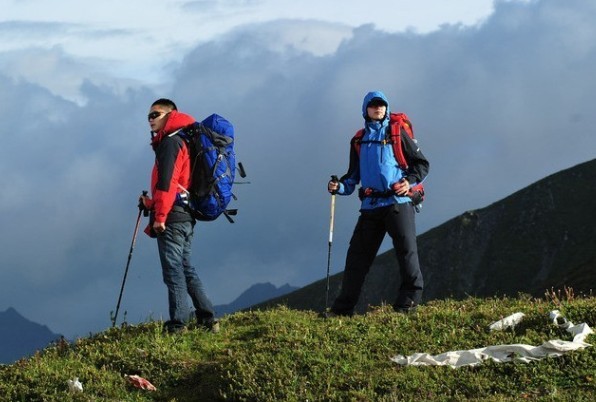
left=352, top=112, right=425, bottom=209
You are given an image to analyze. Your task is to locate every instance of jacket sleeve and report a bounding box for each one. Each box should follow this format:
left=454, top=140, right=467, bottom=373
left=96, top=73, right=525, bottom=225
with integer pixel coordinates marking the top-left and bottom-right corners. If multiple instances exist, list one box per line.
left=401, top=130, right=429, bottom=184
left=153, top=136, right=185, bottom=223
left=338, top=139, right=361, bottom=195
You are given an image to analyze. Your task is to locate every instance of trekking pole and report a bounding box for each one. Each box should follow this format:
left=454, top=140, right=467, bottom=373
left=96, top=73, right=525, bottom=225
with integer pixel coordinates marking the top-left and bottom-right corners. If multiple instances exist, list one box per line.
left=112, top=191, right=148, bottom=328
left=325, top=175, right=339, bottom=316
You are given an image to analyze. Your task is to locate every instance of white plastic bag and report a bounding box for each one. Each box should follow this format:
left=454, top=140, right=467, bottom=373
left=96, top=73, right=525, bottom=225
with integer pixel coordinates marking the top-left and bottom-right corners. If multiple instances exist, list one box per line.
left=488, top=312, right=525, bottom=331
left=67, top=377, right=83, bottom=393
left=391, top=310, right=593, bottom=368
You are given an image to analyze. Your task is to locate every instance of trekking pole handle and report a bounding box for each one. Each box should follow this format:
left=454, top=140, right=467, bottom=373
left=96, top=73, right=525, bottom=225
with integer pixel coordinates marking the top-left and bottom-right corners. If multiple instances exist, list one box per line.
left=330, top=175, right=339, bottom=195
left=138, top=190, right=149, bottom=216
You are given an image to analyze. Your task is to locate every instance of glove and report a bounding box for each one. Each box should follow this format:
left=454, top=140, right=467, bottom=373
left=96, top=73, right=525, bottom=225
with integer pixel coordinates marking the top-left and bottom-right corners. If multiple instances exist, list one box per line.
left=328, top=175, right=339, bottom=194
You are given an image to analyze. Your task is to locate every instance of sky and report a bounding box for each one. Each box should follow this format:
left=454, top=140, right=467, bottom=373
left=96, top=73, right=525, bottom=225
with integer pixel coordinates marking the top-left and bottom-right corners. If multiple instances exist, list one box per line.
left=1, top=0, right=595, bottom=339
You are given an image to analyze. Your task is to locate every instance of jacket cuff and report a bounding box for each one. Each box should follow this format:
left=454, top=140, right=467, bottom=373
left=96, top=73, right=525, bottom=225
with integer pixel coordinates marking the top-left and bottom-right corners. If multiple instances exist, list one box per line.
left=154, top=213, right=167, bottom=224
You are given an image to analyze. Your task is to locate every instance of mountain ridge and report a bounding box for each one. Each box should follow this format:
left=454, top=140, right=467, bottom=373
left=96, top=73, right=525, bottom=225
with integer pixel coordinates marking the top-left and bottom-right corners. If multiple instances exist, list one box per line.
left=254, top=158, right=596, bottom=313
left=214, top=282, right=298, bottom=317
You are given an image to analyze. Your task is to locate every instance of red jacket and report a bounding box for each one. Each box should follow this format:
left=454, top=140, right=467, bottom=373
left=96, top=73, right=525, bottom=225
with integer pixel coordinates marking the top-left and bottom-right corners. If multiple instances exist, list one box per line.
left=145, top=110, right=195, bottom=229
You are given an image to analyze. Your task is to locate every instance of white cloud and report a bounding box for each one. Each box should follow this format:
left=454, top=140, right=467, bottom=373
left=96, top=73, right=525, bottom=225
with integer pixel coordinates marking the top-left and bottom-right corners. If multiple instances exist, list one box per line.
left=0, top=46, right=143, bottom=103
left=2, top=0, right=496, bottom=87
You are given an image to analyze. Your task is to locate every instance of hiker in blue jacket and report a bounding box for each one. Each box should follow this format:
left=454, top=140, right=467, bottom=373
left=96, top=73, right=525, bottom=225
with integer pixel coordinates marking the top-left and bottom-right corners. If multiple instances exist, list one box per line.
left=327, top=90, right=429, bottom=316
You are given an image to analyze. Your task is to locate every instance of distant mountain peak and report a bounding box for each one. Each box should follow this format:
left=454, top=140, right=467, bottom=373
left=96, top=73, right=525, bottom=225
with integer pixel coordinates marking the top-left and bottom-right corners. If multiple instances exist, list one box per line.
left=214, top=282, right=299, bottom=317
left=1, top=307, right=63, bottom=364
left=2, top=306, right=21, bottom=317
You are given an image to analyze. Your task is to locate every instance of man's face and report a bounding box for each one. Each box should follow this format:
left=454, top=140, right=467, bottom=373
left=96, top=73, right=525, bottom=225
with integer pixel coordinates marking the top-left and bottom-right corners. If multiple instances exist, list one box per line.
left=367, top=103, right=387, bottom=121
left=148, top=105, right=171, bottom=133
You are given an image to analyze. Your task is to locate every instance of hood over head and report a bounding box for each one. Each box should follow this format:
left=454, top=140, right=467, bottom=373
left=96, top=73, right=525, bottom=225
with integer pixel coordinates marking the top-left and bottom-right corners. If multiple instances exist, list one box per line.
left=362, top=91, right=390, bottom=120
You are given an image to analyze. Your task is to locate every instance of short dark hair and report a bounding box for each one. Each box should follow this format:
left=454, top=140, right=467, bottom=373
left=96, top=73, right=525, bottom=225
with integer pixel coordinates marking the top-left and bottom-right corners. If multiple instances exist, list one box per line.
left=151, top=98, right=178, bottom=111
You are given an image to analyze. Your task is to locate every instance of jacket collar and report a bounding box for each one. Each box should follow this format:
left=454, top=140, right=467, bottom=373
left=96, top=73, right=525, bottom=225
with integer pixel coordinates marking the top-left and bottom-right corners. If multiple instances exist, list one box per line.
left=151, top=110, right=196, bottom=148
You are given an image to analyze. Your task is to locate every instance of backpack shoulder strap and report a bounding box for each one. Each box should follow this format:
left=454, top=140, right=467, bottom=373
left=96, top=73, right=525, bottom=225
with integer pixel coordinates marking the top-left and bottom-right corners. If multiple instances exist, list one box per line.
left=352, top=128, right=365, bottom=155
left=388, top=112, right=414, bottom=169
left=353, top=113, right=413, bottom=162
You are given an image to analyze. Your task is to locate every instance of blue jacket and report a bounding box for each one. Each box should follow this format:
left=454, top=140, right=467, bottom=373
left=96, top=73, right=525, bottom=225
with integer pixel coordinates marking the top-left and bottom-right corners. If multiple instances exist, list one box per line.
left=337, top=91, right=429, bottom=210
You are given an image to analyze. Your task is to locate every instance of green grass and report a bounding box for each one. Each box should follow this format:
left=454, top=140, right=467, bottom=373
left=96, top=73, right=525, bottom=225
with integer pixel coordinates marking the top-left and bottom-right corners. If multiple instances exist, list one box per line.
left=1, top=294, right=594, bottom=401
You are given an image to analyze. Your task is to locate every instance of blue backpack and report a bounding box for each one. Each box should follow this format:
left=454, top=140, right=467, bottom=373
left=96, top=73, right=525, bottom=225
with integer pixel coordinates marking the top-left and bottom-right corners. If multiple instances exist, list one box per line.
left=178, top=114, right=239, bottom=223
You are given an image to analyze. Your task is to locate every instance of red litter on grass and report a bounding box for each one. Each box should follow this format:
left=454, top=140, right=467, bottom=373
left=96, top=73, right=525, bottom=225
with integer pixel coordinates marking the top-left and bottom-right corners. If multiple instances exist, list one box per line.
left=125, top=374, right=157, bottom=391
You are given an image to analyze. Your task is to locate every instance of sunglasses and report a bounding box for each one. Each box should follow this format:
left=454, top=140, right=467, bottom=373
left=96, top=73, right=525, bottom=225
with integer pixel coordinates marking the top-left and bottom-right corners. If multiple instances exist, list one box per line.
left=148, top=111, right=166, bottom=121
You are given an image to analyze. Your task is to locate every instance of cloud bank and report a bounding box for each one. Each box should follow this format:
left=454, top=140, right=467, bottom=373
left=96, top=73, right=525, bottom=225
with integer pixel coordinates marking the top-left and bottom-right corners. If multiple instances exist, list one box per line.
left=0, top=0, right=594, bottom=338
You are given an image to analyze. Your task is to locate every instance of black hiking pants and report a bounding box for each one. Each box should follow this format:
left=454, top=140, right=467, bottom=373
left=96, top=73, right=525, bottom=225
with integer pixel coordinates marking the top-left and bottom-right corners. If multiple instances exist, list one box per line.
left=331, top=203, right=423, bottom=315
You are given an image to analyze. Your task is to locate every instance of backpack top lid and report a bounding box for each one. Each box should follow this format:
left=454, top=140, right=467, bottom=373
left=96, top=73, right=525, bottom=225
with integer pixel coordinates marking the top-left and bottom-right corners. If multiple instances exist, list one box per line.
left=202, top=113, right=234, bottom=139
left=389, top=112, right=414, bottom=138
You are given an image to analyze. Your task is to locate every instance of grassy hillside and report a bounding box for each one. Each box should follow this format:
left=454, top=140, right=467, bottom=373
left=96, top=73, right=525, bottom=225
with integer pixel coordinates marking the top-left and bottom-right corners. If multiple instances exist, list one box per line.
left=0, top=292, right=594, bottom=401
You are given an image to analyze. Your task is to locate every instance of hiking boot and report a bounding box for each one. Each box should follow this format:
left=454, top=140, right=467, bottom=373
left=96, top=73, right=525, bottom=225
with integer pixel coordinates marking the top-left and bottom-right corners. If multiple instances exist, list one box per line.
left=163, top=321, right=187, bottom=334
left=320, top=310, right=352, bottom=319
left=195, top=319, right=220, bottom=334
left=393, top=305, right=418, bottom=314
left=208, top=321, right=220, bottom=334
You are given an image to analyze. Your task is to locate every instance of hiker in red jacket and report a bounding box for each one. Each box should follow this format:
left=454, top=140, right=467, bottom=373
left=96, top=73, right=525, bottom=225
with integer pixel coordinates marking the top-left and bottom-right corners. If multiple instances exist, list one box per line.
left=140, top=98, right=219, bottom=333
left=327, top=91, right=429, bottom=316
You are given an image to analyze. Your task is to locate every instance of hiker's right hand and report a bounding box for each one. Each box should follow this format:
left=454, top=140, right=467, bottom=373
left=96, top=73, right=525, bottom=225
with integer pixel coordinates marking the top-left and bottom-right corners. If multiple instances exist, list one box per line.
left=153, top=221, right=166, bottom=234
left=328, top=180, right=339, bottom=194
left=392, top=179, right=410, bottom=196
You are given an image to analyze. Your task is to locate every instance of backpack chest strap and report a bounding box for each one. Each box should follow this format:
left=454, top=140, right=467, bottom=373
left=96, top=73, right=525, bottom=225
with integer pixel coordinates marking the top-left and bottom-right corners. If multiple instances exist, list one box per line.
left=353, top=126, right=407, bottom=168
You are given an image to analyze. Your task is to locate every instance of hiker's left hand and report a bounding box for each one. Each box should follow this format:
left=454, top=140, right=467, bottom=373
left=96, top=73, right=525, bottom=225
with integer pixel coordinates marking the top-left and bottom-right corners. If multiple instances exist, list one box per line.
left=392, top=179, right=410, bottom=196
left=139, top=194, right=153, bottom=209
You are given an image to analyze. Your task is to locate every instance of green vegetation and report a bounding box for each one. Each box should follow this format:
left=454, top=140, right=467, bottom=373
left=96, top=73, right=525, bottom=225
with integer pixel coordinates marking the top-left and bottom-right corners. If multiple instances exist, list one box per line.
left=1, top=293, right=594, bottom=401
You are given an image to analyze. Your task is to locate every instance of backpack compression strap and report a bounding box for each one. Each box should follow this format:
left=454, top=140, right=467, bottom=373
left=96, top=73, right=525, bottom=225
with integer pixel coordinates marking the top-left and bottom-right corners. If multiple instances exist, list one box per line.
left=389, top=114, right=412, bottom=169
